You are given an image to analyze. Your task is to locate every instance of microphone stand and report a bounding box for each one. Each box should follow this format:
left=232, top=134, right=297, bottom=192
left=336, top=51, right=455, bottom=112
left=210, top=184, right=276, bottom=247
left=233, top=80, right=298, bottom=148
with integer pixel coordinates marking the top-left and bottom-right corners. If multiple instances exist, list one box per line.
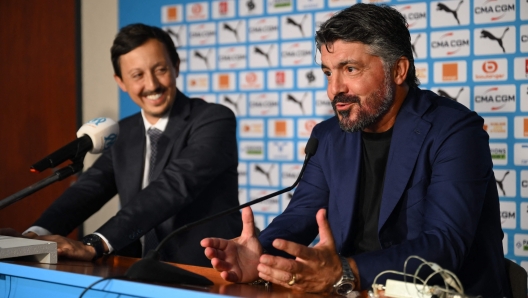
left=124, top=138, right=319, bottom=286
left=0, top=156, right=86, bottom=210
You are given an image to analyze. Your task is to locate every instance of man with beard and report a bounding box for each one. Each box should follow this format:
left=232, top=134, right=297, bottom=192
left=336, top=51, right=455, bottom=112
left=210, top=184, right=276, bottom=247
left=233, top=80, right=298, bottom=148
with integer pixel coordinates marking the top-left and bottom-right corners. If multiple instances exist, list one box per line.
left=4, top=24, right=242, bottom=266
left=201, top=3, right=510, bottom=297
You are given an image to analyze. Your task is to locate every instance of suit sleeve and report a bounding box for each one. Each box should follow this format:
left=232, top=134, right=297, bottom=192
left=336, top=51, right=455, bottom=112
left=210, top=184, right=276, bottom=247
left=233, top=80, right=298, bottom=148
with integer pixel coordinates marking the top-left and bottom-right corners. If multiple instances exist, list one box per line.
left=96, top=104, right=238, bottom=252
left=259, top=123, right=329, bottom=256
left=32, top=150, right=118, bottom=235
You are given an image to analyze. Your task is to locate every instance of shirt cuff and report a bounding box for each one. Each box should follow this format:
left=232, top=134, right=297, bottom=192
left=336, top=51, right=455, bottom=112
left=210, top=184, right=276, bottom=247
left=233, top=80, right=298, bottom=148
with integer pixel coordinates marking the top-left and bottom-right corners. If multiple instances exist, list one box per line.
left=23, top=226, right=51, bottom=236
left=93, top=232, right=114, bottom=254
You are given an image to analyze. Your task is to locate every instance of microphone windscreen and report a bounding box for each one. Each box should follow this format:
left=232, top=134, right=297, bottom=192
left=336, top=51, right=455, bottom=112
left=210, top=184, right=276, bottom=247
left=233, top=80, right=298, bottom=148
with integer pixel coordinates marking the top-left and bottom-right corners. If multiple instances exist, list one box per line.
left=304, top=137, right=319, bottom=157
left=76, top=117, right=119, bottom=154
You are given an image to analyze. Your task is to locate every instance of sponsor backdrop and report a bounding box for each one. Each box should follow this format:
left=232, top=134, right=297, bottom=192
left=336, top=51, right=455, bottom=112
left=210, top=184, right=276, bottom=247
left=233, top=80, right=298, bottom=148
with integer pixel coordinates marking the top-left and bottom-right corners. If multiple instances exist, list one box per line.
left=118, top=0, right=528, bottom=271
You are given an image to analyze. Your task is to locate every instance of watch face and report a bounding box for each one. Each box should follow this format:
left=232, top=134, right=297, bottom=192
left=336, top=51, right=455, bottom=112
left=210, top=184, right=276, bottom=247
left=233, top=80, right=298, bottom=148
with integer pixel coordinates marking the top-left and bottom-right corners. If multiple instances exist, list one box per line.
left=336, top=283, right=354, bottom=295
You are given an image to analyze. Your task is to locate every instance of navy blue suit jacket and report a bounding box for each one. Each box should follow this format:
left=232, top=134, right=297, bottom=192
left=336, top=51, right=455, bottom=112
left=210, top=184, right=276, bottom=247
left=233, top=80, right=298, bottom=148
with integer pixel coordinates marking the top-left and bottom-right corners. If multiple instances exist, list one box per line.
left=260, top=88, right=510, bottom=296
left=34, top=90, right=242, bottom=266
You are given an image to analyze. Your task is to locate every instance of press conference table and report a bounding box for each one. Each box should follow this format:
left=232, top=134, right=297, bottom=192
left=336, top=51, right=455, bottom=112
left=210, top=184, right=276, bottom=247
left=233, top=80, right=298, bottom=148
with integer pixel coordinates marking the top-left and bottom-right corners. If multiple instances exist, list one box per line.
left=0, top=255, right=376, bottom=298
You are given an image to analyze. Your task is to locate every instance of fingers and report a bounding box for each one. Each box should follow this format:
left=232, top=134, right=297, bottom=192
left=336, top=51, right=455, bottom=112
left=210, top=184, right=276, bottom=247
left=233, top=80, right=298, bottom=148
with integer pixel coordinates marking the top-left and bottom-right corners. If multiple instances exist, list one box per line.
left=271, top=237, right=314, bottom=260
left=200, top=237, right=230, bottom=250
left=240, top=207, right=256, bottom=239
left=315, top=209, right=335, bottom=248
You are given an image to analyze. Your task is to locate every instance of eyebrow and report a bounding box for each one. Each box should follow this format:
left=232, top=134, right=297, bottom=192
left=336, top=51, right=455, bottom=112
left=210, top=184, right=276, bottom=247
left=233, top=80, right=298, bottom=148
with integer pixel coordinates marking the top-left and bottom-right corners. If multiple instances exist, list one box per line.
left=321, top=59, right=360, bottom=70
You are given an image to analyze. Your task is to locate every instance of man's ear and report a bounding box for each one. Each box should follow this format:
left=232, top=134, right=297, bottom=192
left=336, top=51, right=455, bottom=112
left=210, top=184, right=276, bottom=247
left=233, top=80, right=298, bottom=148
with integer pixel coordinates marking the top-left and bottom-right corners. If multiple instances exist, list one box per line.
left=114, top=74, right=127, bottom=92
left=393, top=57, right=410, bottom=86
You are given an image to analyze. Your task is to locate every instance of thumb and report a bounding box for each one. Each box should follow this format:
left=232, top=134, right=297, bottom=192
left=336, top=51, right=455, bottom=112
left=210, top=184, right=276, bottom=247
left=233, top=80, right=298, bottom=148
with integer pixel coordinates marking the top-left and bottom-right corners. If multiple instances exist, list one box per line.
left=240, top=206, right=257, bottom=239
left=315, top=209, right=336, bottom=248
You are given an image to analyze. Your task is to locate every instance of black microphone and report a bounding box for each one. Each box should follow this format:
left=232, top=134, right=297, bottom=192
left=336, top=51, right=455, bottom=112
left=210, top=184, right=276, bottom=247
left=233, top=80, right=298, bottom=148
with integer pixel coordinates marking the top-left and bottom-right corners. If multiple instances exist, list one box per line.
left=124, top=137, right=319, bottom=286
left=30, top=117, right=119, bottom=173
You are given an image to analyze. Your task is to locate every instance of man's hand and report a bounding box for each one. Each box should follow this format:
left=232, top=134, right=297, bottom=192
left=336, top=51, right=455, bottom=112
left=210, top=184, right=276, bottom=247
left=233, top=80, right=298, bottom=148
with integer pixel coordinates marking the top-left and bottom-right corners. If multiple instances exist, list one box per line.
left=0, top=228, right=25, bottom=238
left=256, top=209, right=347, bottom=293
left=201, top=207, right=262, bottom=283
left=38, top=235, right=97, bottom=261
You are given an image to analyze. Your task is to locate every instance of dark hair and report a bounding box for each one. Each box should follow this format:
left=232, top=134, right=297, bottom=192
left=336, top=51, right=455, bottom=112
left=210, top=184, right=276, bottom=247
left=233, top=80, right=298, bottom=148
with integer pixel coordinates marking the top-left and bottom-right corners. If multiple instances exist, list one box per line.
left=315, top=4, right=419, bottom=88
left=111, top=23, right=179, bottom=78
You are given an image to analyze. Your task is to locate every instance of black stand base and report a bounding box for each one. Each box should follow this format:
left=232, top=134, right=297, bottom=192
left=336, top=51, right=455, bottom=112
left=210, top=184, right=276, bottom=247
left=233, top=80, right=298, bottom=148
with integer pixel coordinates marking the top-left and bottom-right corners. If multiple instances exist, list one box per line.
left=125, top=250, right=213, bottom=286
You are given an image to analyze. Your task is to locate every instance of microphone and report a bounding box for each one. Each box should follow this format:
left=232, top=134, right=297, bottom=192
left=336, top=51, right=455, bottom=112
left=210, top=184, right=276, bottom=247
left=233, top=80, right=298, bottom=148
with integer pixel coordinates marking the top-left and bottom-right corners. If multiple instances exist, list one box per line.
left=30, top=117, right=119, bottom=173
left=124, top=137, right=319, bottom=286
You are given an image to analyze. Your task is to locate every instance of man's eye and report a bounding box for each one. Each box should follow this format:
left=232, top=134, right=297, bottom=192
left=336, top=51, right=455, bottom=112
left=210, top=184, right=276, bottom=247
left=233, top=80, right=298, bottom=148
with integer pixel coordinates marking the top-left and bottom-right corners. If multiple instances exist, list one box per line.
left=347, top=67, right=355, bottom=72
left=323, top=71, right=332, bottom=77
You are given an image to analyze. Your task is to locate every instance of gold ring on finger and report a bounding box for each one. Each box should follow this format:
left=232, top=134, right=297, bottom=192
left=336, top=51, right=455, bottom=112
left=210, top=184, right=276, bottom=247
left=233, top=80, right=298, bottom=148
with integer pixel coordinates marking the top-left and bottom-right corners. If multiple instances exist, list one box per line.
left=287, top=274, right=296, bottom=286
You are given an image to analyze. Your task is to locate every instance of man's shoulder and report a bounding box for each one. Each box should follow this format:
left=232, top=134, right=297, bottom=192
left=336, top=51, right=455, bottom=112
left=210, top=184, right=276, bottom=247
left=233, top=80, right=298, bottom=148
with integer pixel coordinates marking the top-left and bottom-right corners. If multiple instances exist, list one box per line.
left=186, top=96, right=235, bottom=118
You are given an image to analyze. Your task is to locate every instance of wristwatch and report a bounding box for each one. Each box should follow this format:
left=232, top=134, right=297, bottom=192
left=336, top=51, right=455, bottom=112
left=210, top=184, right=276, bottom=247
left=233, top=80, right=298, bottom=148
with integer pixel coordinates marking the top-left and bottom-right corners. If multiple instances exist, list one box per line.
left=81, top=234, right=105, bottom=261
left=333, top=255, right=356, bottom=296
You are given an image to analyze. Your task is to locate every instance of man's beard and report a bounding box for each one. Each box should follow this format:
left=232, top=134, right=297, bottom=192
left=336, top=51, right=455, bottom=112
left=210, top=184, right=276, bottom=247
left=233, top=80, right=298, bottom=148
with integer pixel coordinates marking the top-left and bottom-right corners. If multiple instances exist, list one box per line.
left=331, top=71, right=395, bottom=133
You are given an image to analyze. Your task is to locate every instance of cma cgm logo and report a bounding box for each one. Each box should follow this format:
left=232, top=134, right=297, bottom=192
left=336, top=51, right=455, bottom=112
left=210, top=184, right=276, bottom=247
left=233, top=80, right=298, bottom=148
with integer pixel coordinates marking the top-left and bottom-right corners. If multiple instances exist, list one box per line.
left=432, top=32, right=469, bottom=53
left=397, top=4, right=426, bottom=29
left=430, top=30, right=470, bottom=57
left=475, top=87, right=515, bottom=111
left=501, top=211, right=515, bottom=225
left=474, top=2, right=515, bottom=22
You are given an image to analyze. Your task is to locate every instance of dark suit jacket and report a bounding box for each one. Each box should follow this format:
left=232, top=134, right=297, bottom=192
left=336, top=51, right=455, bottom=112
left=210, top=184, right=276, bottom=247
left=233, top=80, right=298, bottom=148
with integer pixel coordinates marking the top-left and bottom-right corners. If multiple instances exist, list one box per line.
left=259, top=88, right=510, bottom=296
left=34, top=90, right=242, bottom=266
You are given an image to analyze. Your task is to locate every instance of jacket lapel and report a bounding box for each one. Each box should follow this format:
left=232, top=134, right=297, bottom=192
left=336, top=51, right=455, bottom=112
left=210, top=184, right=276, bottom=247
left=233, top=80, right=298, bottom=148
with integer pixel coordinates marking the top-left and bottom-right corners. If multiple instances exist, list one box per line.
left=335, top=131, right=362, bottom=249
left=119, top=115, right=146, bottom=202
left=378, top=89, right=432, bottom=230
left=150, top=90, right=191, bottom=181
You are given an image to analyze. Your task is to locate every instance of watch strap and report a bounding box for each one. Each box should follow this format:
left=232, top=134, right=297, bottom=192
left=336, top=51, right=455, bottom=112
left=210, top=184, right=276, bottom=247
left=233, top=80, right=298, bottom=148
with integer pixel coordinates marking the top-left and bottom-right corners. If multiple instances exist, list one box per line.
left=339, top=255, right=355, bottom=281
left=81, top=234, right=105, bottom=261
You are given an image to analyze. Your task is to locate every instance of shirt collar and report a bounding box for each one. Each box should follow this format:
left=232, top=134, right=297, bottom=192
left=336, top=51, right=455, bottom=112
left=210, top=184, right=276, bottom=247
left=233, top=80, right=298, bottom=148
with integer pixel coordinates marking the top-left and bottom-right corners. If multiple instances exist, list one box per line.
left=141, top=109, right=170, bottom=133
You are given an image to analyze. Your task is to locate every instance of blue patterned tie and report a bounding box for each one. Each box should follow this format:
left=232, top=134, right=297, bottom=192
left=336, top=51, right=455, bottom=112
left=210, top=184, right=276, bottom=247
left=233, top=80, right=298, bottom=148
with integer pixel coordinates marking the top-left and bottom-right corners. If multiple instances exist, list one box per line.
left=143, top=127, right=163, bottom=256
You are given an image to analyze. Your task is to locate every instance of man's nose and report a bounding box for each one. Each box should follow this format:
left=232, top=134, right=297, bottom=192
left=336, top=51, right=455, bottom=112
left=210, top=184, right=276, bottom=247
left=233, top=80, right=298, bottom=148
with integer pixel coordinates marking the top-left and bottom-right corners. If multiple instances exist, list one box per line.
left=145, top=72, right=160, bottom=90
left=327, top=74, right=347, bottom=98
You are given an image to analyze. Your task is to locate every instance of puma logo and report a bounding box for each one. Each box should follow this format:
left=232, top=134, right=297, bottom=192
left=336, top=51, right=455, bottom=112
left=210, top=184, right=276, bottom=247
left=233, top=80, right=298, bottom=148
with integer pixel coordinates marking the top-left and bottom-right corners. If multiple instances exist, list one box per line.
left=437, top=87, right=464, bottom=102
left=495, top=170, right=509, bottom=196
left=286, top=15, right=307, bottom=37
left=480, top=27, right=510, bottom=53
left=255, top=164, right=274, bottom=185
left=411, top=34, right=421, bottom=58
left=223, top=94, right=242, bottom=115
left=286, top=93, right=309, bottom=114
left=194, top=49, right=212, bottom=69
left=223, top=21, right=242, bottom=41
left=254, top=45, right=274, bottom=66
left=436, top=0, right=463, bottom=25
left=165, top=27, right=184, bottom=47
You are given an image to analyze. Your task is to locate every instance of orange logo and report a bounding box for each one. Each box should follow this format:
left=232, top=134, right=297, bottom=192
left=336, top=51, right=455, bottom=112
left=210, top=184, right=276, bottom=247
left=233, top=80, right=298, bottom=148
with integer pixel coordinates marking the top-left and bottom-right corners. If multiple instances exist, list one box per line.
left=275, top=121, right=287, bottom=136
left=167, top=7, right=178, bottom=22
left=219, top=74, right=230, bottom=89
left=524, top=119, right=528, bottom=137
left=442, top=63, right=458, bottom=81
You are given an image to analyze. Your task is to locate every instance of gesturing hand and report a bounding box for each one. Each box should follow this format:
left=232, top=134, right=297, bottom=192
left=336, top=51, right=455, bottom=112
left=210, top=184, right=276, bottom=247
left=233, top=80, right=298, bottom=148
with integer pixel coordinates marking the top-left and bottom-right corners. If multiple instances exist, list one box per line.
left=201, top=207, right=262, bottom=283
left=256, top=209, right=344, bottom=293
